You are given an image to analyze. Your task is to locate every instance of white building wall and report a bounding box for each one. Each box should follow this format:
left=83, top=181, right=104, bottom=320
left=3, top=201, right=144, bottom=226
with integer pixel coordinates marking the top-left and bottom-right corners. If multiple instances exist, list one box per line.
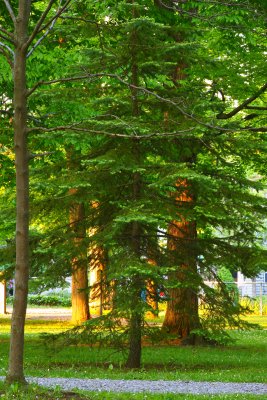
left=237, top=271, right=267, bottom=297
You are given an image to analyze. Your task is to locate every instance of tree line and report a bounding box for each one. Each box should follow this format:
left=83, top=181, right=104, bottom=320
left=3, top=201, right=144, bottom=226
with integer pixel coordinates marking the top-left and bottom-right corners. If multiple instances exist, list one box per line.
left=0, top=0, right=266, bottom=384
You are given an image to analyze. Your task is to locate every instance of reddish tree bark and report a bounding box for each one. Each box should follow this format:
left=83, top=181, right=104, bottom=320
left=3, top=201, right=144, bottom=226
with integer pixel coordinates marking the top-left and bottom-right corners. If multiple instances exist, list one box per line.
left=69, top=194, right=90, bottom=324
left=162, top=180, right=200, bottom=342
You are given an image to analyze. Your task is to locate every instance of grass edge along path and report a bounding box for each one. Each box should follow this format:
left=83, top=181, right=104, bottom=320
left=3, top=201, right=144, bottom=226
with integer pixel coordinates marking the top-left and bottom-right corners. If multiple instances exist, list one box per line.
left=1, top=377, right=267, bottom=396
left=0, top=383, right=267, bottom=400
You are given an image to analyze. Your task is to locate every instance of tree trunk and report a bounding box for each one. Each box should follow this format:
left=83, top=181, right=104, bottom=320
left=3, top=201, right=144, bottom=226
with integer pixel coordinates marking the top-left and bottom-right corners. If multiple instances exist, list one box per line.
left=70, top=198, right=90, bottom=324
left=6, top=0, right=31, bottom=384
left=72, top=264, right=90, bottom=324
left=125, top=170, right=142, bottom=368
left=125, top=4, right=143, bottom=367
left=146, top=259, right=158, bottom=318
left=89, top=242, right=106, bottom=317
left=125, top=220, right=142, bottom=369
left=162, top=180, right=200, bottom=343
left=125, top=301, right=142, bottom=369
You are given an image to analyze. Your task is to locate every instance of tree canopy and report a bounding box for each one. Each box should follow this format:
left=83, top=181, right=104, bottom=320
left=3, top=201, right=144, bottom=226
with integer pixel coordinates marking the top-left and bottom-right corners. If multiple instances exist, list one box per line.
left=0, top=0, right=266, bottom=382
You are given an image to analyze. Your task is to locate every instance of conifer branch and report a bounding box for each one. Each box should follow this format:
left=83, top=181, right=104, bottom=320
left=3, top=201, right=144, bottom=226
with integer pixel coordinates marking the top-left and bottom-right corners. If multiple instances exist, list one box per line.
left=3, top=0, right=16, bottom=25
left=157, top=0, right=258, bottom=14
left=27, top=73, right=230, bottom=133
left=27, top=73, right=264, bottom=134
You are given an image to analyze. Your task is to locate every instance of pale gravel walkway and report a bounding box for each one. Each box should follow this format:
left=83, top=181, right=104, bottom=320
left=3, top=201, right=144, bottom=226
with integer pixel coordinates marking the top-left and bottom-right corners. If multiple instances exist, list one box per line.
left=1, top=377, right=267, bottom=395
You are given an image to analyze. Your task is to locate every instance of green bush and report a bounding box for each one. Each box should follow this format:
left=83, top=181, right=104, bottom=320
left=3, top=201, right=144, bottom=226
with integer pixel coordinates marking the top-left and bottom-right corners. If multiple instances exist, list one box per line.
left=27, top=294, right=71, bottom=307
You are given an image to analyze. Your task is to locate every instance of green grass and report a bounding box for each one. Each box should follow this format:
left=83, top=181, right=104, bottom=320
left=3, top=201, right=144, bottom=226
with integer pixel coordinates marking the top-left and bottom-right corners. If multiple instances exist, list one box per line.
left=1, top=316, right=267, bottom=384
left=0, top=315, right=267, bottom=398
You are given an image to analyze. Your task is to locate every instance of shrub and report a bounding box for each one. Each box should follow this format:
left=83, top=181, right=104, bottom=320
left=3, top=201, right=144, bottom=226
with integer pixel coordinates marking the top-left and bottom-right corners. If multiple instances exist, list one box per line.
left=27, top=294, right=71, bottom=307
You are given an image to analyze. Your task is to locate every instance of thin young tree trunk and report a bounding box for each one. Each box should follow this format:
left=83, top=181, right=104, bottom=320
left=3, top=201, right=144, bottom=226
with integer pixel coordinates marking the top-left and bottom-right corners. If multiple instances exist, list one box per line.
left=6, top=0, right=31, bottom=384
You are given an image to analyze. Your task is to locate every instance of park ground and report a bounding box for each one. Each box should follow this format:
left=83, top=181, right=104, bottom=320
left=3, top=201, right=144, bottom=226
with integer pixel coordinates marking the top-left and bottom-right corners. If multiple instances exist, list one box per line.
left=0, top=308, right=267, bottom=399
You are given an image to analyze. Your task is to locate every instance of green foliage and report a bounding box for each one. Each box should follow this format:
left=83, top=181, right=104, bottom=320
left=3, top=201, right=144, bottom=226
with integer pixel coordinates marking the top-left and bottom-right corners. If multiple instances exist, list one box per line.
left=27, top=294, right=71, bottom=308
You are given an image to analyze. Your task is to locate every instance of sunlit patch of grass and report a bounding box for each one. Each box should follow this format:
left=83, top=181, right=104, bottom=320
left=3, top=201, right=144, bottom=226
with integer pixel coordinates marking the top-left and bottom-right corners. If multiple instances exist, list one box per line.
left=0, top=317, right=73, bottom=335
left=241, top=315, right=267, bottom=328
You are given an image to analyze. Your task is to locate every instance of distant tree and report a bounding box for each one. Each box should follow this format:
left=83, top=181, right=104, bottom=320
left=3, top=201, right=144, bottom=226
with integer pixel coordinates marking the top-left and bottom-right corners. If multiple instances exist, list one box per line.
left=78, top=0, right=267, bottom=356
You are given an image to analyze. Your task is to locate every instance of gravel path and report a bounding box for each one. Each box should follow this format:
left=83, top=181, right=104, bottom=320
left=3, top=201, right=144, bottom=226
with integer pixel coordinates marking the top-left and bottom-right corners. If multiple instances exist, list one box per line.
left=1, top=377, right=266, bottom=395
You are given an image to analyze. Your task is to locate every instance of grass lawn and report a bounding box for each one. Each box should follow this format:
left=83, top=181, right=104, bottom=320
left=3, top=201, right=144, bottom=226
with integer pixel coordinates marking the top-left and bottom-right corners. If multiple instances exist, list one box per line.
left=0, top=314, right=267, bottom=399
left=0, top=315, right=267, bottom=385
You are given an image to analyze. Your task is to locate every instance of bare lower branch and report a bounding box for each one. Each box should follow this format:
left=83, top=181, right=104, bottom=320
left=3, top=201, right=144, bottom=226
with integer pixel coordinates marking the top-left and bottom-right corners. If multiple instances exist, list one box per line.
left=27, top=74, right=91, bottom=97
left=28, top=151, right=55, bottom=159
left=0, top=41, right=14, bottom=58
left=26, top=0, right=56, bottom=47
left=59, top=15, right=99, bottom=25
left=0, top=48, right=13, bottom=68
left=0, top=26, right=15, bottom=42
left=3, top=0, right=16, bottom=25
left=36, top=0, right=72, bottom=34
left=240, top=126, right=267, bottom=132
left=245, top=105, right=267, bottom=111
left=27, top=122, right=196, bottom=139
left=217, top=83, right=267, bottom=120
left=26, top=0, right=73, bottom=53
left=0, top=33, right=13, bottom=44
left=27, top=17, right=57, bottom=58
